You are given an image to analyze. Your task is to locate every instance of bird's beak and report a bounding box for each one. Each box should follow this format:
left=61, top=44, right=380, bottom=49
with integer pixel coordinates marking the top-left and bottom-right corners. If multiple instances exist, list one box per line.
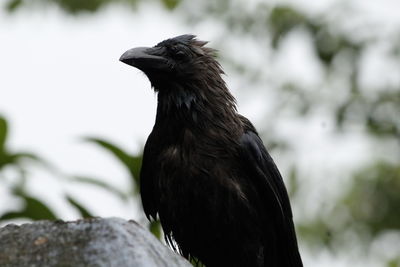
left=119, top=47, right=168, bottom=71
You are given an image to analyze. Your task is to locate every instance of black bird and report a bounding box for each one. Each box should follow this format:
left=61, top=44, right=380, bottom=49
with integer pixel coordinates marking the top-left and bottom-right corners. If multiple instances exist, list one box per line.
left=120, top=35, right=303, bottom=267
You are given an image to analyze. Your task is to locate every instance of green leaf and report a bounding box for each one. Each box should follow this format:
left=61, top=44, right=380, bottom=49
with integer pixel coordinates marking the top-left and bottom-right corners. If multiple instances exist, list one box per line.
left=69, top=175, right=128, bottom=201
left=149, top=220, right=162, bottom=240
left=0, top=116, right=8, bottom=151
left=9, top=152, right=47, bottom=164
left=268, top=6, right=306, bottom=48
left=386, top=257, right=400, bottom=267
left=4, top=0, right=23, bottom=12
left=84, top=137, right=133, bottom=172
left=56, top=0, right=107, bottom=14
left=162, top=0, right=180, bottom=10
left=66, top=195, right=93, bottom=218
left=0, top=152, right=11, bottom=170
left=0, top=151, right=49, bottom=171
left=1, top=193, right=57, bottom=221
left=84, top=137, right=143, bottom=192
left=131, top=155, right=142, bottom=188
left=287, top=166, right=299, bottom=198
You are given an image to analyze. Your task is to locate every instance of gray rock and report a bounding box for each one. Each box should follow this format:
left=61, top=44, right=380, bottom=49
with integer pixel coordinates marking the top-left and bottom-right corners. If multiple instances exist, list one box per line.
left=0, top=217, right=192, bottom=267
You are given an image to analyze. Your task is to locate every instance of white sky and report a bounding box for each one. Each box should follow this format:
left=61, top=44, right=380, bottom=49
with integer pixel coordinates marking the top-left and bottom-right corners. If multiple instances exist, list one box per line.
left=0, top=1, right=399, bottom=266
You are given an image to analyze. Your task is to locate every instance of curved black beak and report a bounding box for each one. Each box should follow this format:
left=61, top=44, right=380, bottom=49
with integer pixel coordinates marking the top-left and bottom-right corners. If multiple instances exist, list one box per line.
left=119, top=47, right=168, bottom=71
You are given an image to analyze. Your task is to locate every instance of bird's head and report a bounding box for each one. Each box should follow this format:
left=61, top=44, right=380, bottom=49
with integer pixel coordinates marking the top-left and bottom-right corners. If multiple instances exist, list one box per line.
left=120, top=35, right=237, bottom=118
left=120, top=34, right=223, bottom=91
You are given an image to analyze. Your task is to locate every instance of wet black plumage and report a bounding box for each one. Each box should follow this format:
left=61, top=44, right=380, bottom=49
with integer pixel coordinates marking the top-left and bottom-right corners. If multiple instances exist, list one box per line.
left=120, top=35, right=303, bottom=267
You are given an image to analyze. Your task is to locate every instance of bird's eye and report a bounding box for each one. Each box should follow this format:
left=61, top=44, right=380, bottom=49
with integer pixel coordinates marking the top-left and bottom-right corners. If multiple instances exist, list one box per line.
left=169, top=46, right=186, bottom=60
left=174, top=50, right=186, bottom=60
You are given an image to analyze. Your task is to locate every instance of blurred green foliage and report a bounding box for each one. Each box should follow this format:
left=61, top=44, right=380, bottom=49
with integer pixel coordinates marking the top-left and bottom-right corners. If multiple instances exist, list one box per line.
left=2, top=0, right=400, bottom=265
left=0, top=114, right=159, bottom=236
left=344, top=162, right=400, bottom=236
left=1, top=191, right=57, bottom=221
left=0, top=117, right=42, bottom=173
left=297, top=162, right=400, bottom=248
left=0, top=115, right=57, bottom=221
left=4, top=0, right=180, bottom=13
left=83, top=137, right=161, bottom=237
left=0, top=115, right=162, bottom=232
left=0, top=115, right=95, bottom=220
left=84, top=137, right=142, bottom=193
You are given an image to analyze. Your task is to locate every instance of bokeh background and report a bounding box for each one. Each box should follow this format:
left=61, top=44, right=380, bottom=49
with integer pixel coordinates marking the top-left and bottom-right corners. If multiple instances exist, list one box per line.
left=1, top=0, right=399, bottom=266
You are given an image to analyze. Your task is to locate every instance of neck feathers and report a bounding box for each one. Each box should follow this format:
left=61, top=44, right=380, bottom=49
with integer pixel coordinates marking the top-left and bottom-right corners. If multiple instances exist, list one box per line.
left=155, top=77, right=238, bottom=127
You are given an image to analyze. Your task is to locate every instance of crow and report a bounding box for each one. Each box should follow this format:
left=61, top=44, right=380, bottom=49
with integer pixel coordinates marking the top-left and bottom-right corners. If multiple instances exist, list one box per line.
left=120, top=35, right=303, bottom=267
